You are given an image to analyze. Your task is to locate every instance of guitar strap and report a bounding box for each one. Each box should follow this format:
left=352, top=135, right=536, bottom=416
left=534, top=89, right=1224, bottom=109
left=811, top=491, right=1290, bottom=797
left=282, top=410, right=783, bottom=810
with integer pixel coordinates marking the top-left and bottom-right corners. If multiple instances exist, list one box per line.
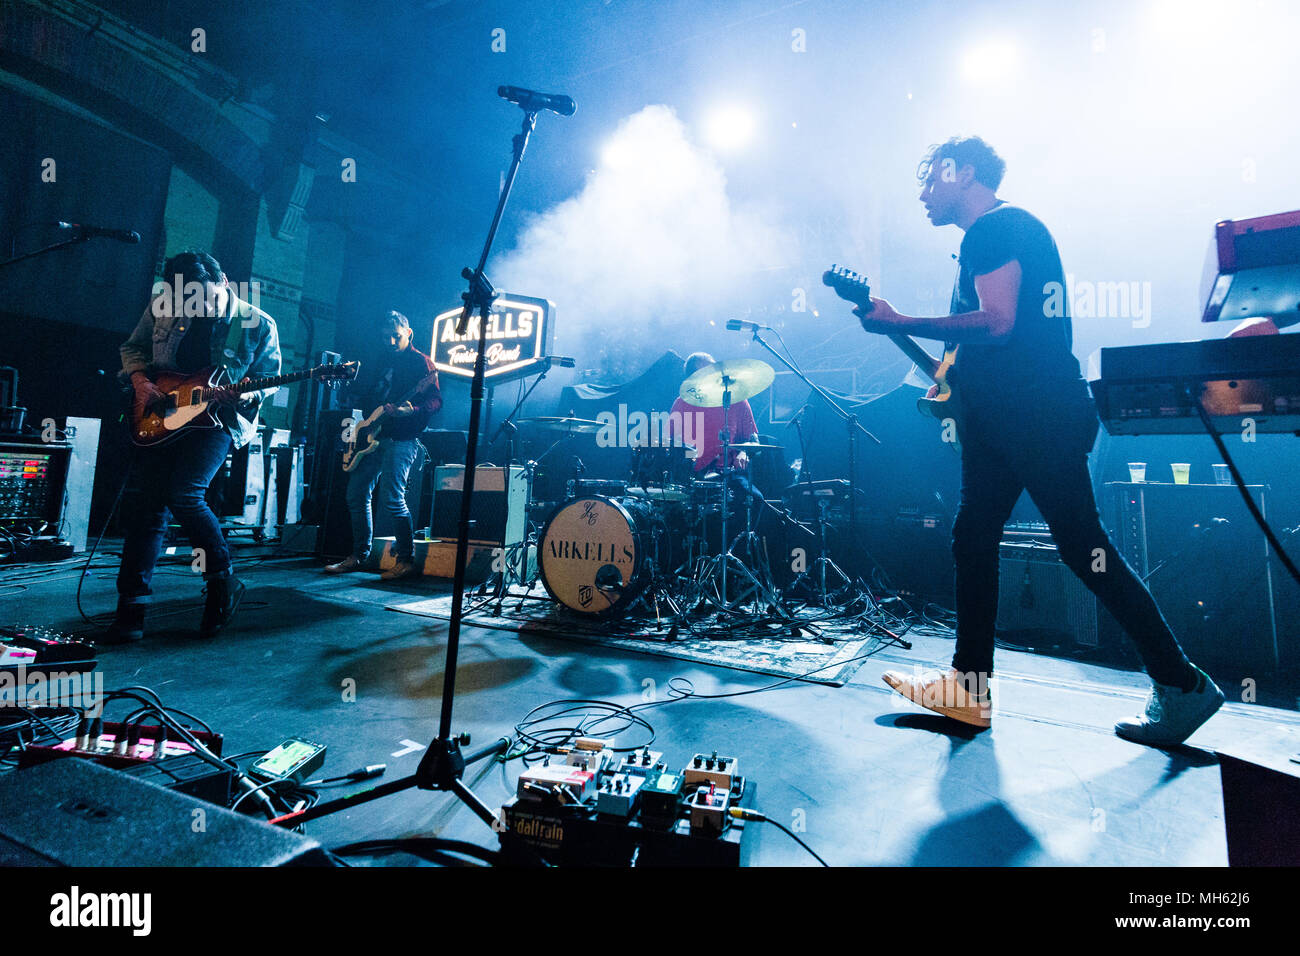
left=217, top=294, right=256, bottom=382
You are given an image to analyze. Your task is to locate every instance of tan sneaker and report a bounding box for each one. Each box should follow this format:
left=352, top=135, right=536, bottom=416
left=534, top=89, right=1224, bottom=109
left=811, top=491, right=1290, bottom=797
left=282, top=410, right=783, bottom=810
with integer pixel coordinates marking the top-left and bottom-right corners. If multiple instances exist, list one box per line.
left=380, top=559, right=416, bottom=581
left=323, top=555, right=366, bottom=574
left=882, top=667, right=993, bottom=729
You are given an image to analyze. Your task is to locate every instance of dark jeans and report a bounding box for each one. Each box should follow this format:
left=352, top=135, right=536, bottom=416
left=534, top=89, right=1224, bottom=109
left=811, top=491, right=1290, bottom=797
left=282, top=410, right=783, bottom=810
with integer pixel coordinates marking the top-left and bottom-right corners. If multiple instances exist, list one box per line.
left=950, top=380, right=1194, bottom=689
left=345, top=437, right=424, bottom=561
left=118, top=428, right=233, bottom=603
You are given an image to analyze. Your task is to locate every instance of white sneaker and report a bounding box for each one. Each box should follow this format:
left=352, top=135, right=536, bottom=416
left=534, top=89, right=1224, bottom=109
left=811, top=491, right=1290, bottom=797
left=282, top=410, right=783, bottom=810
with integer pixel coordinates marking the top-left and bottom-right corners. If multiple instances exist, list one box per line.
left=1115, top=669, right=1224, bottom=747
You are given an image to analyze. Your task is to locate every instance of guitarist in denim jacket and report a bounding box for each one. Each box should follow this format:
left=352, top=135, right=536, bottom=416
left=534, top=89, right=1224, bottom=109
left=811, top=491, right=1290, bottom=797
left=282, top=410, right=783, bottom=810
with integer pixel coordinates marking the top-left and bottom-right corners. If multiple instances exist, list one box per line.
left=106, top=250, right=282, bottom=643
left=857, top=137, right=1223, bottom=747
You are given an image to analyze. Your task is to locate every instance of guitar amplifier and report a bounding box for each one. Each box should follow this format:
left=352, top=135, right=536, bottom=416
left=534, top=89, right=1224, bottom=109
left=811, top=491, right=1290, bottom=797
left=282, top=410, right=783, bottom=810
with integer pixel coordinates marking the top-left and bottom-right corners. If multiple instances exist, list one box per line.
left=1104, top=481, right=1279, bottom=674
left=996, top=540, right=1105, bottom=648
left=430, top=464, right=527, bottom=546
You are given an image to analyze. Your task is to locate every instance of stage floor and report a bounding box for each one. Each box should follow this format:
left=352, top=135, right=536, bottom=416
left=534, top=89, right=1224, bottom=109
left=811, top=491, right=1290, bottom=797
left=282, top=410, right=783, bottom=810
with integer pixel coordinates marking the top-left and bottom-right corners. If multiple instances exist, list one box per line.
left=10, top=546, right=1300, bottom=866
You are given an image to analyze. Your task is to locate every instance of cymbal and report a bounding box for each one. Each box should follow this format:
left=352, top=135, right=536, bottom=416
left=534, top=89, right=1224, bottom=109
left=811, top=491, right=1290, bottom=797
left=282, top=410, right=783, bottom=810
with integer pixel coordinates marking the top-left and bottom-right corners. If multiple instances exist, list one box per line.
left=518, top=416, right=604, bottom=434
left=729, top=441, right=783, bottom=452
left=679, top=359, right=775, bottom=407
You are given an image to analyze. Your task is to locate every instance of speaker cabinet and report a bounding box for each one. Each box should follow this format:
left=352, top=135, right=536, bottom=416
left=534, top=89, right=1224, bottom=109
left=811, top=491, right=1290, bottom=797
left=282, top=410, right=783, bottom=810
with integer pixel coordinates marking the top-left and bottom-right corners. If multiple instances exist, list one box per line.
left=1105, top=482, right=1279, bottom=674
left=430, top=464, right=527, bottom=546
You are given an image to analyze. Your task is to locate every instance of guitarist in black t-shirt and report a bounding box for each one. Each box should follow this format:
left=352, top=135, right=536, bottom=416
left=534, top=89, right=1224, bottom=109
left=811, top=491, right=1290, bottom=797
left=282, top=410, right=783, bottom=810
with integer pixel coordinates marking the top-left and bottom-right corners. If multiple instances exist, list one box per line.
left=854, top=136, right=1223, bottom=747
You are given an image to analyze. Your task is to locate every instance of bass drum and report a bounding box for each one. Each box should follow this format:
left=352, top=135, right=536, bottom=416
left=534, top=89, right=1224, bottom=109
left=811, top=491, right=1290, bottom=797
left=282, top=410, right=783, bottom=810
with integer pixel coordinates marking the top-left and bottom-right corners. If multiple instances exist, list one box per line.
left=539, top=496, right=662, bottom=617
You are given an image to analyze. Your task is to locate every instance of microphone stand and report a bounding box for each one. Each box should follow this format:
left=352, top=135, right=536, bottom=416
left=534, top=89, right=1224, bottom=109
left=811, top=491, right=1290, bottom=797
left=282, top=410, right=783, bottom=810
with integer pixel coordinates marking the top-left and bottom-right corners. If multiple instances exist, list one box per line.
left=742, top=326, right=880, bottom=544
left=0, top=232, right=113, bottom=271
left=410, top=106, right=543, bottom=828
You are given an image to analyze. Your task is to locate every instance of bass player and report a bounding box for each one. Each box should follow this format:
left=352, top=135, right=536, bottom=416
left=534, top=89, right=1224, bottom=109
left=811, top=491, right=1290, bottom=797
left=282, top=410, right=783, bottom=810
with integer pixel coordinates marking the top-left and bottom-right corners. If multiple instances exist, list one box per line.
left=325, top=310, right=441, bottom=580
left=855, top=136, right=1223, bottom=746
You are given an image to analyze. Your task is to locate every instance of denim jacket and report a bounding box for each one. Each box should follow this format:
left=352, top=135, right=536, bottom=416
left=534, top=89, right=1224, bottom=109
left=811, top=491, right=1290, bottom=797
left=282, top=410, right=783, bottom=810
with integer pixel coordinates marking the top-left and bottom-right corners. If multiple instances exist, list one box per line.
left=120, top=292, right=282, bottom=450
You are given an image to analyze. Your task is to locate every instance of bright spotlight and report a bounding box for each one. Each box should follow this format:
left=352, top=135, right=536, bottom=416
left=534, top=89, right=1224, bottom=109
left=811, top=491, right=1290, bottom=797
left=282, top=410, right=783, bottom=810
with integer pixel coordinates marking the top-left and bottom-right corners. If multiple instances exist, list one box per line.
left=960, top=38, right=1019, bottom=84
left=703, top=106, right=757, bottom=151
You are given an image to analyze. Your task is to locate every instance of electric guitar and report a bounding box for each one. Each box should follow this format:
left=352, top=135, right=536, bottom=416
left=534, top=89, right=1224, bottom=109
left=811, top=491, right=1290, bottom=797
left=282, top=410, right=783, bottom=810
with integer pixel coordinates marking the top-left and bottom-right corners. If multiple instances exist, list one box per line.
left=341, top=368, right=440, bottom=473
left=130, top=361, right=359, bottom=446
left=822, top=265, right=960, bottom=423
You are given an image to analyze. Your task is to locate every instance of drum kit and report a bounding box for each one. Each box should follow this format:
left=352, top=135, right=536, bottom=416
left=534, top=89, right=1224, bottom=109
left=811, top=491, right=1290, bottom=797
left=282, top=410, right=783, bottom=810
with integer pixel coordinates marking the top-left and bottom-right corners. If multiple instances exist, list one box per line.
left=488, top=358, right=833, bottom=631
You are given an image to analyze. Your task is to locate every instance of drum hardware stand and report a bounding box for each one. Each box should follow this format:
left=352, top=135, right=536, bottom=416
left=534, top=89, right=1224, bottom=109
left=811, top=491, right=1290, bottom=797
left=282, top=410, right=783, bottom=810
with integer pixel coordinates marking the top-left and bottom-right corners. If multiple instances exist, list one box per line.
left=788, top=497, right=853, bottom=607
left=721, top=484, right=791, bottom=618
left=741, top=325, right=880, bottom=542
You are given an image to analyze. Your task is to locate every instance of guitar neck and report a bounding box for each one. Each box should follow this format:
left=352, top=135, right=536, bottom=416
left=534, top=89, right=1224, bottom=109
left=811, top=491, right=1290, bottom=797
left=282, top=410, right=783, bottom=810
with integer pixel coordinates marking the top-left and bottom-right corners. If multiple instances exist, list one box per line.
left=199, top=367, right=318, bottom=401
left=887, top=334, right=942, bottom=381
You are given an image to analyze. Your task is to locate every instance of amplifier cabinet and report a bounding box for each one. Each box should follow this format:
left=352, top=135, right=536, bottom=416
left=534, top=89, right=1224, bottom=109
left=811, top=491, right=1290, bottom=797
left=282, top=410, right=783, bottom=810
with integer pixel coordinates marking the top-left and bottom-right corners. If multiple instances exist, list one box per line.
left=430, top=464, right=527, bottom=546
left=996, top=540, right=1104, bottom=648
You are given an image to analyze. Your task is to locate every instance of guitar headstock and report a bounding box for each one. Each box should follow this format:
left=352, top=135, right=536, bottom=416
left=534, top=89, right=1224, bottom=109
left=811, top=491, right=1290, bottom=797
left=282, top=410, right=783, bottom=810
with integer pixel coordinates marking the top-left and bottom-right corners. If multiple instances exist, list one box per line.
left=316, top=360, right=360, bottom=388
left=822, top=265, right=872, bottom=311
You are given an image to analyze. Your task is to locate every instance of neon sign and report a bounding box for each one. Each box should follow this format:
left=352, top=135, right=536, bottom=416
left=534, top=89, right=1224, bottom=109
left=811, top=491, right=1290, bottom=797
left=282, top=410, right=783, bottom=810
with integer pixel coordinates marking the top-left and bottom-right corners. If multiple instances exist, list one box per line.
left=431, top=294, right=553, bottom=382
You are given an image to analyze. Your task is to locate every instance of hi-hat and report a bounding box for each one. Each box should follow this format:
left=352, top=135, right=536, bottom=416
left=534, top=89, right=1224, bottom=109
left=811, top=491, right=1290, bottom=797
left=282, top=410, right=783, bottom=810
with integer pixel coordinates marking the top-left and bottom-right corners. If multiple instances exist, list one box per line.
left=679, top=359, right=775, bottom=407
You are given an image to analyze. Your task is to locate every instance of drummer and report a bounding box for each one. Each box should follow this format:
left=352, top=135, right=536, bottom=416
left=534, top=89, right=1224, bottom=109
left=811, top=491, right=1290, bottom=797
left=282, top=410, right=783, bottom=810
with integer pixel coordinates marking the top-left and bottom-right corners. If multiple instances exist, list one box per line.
left=668, top=352, right=759, bottom=476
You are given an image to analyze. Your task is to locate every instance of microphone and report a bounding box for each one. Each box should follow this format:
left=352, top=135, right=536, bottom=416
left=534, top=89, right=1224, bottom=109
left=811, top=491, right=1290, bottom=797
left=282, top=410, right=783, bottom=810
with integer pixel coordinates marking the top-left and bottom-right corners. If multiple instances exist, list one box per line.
left=543, top=355, right=577, bottom=368
left=56, top=222, right=141, bottom=244
left=786, top=403, right=812, bottom=429
left=497, top=86, right=576, bottom=116
left=726, top=318, right=766, bottom=332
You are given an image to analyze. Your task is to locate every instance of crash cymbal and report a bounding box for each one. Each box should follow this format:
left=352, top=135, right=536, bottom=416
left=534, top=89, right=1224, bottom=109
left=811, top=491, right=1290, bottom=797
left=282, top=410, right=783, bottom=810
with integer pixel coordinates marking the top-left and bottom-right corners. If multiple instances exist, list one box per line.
left=518, top=416, right=605, bottom=433
left=679, top=359, right=775, bottom=407
left=729, top=441, right=783, bottom=452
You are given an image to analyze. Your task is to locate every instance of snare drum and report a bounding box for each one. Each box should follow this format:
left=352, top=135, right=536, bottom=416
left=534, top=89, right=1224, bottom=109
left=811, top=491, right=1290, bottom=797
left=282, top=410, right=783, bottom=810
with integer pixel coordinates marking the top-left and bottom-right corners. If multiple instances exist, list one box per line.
left=539, top=496, right=662, bottom=617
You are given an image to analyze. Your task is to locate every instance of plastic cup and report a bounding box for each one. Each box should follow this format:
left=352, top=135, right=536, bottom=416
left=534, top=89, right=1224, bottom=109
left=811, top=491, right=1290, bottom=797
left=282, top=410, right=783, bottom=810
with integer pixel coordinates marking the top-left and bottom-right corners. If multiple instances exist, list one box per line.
left=1213, top=463, right=1231, bottom=485
left=1171, top=463, right=1191, bottom=485
left=1127, top=462, right=1146, bottom=483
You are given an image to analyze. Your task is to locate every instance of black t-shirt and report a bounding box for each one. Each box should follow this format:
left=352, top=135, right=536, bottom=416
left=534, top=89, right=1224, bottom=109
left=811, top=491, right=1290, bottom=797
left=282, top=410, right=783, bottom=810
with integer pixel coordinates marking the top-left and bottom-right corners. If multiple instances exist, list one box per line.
left=174, top=314, right=216, bottom=375
left=949, top=204, right=1082, bottom=402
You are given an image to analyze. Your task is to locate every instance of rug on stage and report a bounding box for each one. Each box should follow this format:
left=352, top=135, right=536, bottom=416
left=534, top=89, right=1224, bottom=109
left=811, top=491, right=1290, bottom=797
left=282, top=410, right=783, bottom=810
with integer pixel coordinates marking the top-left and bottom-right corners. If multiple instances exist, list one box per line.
left=388, top=587, right=901, bottom=686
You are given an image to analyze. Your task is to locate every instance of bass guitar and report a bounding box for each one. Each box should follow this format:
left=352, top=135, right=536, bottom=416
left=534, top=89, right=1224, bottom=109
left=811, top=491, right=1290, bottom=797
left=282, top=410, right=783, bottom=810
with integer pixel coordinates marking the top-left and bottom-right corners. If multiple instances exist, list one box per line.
left=822, top=265, right=960, bottom=424
left=341, top=368, right=440, bottom=473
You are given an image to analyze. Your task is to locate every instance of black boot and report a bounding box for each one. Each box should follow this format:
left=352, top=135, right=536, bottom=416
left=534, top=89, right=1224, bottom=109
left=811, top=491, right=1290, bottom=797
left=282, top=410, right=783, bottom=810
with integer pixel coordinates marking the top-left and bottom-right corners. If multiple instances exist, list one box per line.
left=102, top=599, right=146, bottom=645
left=200, top=571, right=246, bottom=639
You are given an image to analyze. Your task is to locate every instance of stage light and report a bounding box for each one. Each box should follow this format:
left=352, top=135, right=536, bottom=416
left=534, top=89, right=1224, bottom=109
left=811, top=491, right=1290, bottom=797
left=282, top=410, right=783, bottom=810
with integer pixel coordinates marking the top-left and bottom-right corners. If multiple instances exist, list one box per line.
left=703, top=105, right=757, bottom=152
left=959, top=37, right=1019, bottom=84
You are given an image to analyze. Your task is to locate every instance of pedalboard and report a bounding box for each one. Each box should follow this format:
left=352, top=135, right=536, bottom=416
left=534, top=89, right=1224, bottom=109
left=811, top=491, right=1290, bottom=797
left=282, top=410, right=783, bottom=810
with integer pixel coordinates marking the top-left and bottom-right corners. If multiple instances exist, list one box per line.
left=500, top=741, right=758, bottom=866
